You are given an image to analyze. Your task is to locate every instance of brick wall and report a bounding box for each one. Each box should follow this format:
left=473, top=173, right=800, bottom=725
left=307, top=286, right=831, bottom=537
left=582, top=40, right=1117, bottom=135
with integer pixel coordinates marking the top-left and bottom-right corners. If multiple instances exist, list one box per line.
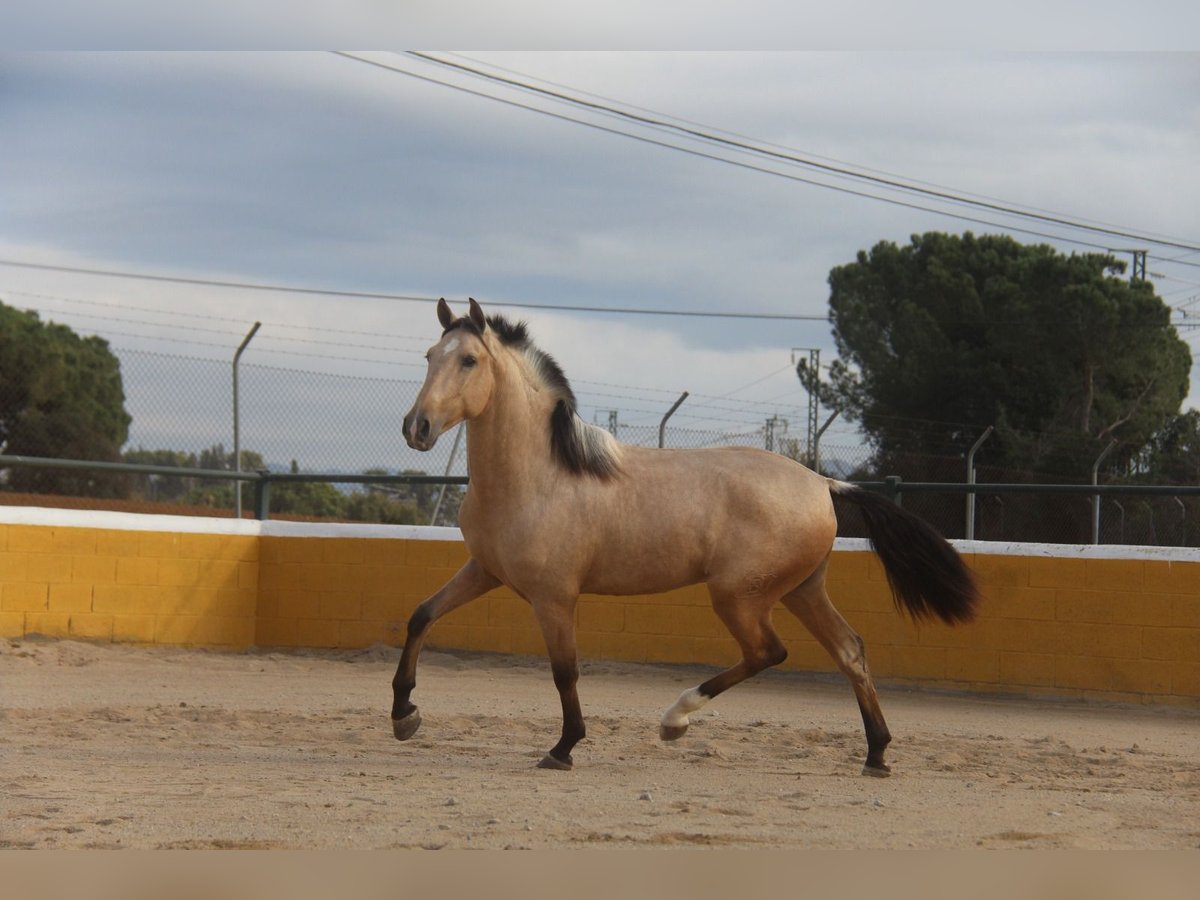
left=0, top=520, right=258, bottom=646
left=2, top=509, right=1197, bottom=704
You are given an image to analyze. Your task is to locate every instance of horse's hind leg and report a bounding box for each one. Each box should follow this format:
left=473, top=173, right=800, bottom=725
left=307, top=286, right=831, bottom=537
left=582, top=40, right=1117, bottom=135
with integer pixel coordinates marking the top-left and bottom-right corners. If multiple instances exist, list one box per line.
left=660, top=586, right=787, bottom=741
left=779, top=561, right=893, bottom=777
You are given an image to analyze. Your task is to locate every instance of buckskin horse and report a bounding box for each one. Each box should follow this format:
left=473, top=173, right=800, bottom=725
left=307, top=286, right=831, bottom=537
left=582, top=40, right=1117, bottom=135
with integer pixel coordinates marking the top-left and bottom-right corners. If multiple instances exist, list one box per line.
left=393, top=298, right=977, bottom=775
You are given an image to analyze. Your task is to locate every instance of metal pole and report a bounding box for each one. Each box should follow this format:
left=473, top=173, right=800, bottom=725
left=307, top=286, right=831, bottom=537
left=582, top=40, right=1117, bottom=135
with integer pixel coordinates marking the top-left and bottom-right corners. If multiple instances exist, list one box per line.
left=812, top=409, right=840, bottom=474
left=658, top=391, right=689, bottom=448
left=1091, top=438, right=1118, bottom=544
left=884, top=475, right=903, bottom=506
left=430, top=424, right=464, bottom=526
left=965, top=425, right=995, bottom=540
left=253, top=471, right=271, bottom=521
left=233, top=322, right=261, bottom=519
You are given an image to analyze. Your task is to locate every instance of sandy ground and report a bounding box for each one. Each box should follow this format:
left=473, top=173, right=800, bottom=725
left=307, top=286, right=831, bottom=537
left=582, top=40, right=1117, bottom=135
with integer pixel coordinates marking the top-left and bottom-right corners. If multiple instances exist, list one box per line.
left=2, top=637, right=1198, bottom=850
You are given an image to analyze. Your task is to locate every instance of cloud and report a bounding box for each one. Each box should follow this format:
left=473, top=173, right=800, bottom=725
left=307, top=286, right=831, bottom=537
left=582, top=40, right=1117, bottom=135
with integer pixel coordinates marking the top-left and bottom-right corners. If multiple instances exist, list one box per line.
left=2, top=50, right=1198, bottom=467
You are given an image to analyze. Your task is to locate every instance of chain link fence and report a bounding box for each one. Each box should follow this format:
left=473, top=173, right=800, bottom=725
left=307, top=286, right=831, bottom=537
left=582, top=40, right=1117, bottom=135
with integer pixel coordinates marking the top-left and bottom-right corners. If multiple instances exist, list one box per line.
left=1, top=345, right=1197, bottom=546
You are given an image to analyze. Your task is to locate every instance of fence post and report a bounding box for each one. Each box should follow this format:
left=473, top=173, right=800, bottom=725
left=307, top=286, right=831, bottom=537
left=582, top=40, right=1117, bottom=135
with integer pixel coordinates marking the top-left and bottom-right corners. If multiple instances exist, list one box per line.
left=1091, top=439, right=1117, bottom=544
left=658, top=391, right=689, bottom=448
left=233, top=321, right=261, bottom=519
left=965, top=425, right=994, bottom=540
left=430, top=424, right=464, bottom=526
left=884, top=475, right=903, bottom=506
left=812, top=409, right=840, bottom=473
left=253, top=471, right=271, bottom=521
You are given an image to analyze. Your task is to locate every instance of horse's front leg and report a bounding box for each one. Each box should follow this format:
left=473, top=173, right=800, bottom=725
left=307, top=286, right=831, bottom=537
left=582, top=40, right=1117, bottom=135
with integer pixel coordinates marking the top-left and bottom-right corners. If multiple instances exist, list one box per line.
left=391, top=558, right=500, bottom=740
left=530, top=596, right=584, bottom=771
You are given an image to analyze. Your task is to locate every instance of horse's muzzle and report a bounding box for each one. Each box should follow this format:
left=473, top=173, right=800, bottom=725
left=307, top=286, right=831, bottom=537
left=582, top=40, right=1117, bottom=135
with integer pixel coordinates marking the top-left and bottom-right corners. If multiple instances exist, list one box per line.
left=403, top=411, right=436, bottom=451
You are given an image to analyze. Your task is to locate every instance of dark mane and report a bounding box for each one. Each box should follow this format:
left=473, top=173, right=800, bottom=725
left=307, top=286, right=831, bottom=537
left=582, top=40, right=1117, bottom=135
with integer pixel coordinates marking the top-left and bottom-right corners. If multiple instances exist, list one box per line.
left=447, top=312, right=619, bottom=480
left=442, top=313, right=527, bottom=345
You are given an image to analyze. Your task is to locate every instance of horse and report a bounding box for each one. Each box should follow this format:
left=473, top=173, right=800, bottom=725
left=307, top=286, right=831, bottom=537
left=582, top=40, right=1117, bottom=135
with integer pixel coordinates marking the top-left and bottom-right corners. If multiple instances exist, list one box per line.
left=394, top=298, right=978, bottom=776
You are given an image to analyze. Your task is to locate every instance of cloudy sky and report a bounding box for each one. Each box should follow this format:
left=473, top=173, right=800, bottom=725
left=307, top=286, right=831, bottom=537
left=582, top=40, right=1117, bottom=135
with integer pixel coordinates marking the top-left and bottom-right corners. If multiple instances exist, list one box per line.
left=2, top=50, right=1199, bottom=472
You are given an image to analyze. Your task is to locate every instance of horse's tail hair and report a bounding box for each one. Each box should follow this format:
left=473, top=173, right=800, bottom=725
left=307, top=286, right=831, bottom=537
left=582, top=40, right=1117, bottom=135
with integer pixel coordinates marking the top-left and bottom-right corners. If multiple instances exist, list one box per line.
left=828, top=480, right=978, bottom=625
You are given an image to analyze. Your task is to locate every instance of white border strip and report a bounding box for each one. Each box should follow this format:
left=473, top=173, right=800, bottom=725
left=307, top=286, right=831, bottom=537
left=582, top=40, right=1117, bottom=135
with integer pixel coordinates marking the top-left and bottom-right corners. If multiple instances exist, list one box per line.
left=3, top=506, right=1199, bottom=561
left=259, top=520, right=463, bottom=542
left=0, top=505, right=462, bottom=542
left=0, top=505, right=262, bottom=535
left=834, top=536, right=1200, bottom=562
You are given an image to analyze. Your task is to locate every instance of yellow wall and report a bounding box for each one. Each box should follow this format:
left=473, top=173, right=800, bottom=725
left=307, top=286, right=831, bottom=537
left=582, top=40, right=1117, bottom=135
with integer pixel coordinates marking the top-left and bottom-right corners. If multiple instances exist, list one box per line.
left=2, top=517, right=1197, bottom=705
left=0, top=523, right=259, bottom=647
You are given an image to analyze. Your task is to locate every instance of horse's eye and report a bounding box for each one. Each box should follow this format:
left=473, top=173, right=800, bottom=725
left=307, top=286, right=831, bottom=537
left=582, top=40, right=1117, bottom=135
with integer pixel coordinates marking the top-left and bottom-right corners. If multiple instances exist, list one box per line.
left=462, top=355, right=477, bottom=369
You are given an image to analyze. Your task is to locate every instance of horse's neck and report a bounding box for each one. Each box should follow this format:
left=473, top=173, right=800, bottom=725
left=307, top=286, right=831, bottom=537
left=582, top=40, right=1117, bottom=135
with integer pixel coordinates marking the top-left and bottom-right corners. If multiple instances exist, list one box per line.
left=465, top=356, right=554, bottom=499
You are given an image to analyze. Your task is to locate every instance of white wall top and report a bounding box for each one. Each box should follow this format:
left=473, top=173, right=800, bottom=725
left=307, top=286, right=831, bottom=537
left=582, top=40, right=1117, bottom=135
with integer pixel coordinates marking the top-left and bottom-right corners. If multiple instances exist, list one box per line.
left=3, top=505, right=1199, bottom=561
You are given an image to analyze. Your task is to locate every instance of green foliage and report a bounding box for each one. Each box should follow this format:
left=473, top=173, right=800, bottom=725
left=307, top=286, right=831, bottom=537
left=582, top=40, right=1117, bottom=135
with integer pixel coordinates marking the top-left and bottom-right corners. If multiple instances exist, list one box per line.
left=1141, top=410, right=1200, bottom=484
left=823, top=232, right=1191, bottom=480
left=1, top=300, right=132, bottom=497
left=122, top=445, right=462, bottom=525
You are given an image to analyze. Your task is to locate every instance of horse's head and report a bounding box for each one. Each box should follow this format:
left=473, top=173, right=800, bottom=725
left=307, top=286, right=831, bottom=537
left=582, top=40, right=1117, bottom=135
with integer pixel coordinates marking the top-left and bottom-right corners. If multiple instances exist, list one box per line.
left=403, top=298, right=496, bottom=451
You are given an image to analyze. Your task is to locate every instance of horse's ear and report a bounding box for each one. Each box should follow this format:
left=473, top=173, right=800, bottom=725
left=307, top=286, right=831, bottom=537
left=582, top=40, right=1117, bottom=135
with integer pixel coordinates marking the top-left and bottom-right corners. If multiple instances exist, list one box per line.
left=467, top=297, right=487, bottom=332
left=436, top=298, right=455, bottom=330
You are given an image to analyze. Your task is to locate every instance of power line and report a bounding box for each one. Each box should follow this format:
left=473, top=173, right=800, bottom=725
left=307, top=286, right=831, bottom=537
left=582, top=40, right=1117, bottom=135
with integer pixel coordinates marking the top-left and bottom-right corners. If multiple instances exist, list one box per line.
left=0, top=259, right=829, bottom=322
left=1, top=286, right=819, bottom=421
left=337, top=52, right=1200, bottom=268
left=3, top=294, right=429, bottom=357
left=398, top=51, right=1200, bottom=256
left=441, top=52, right=1176, bottom=249
left=1, top=287, right=431, bottom=344
left=100, top=329, right=426, bottom=368
left=330, top=53, right=1142, bottom=256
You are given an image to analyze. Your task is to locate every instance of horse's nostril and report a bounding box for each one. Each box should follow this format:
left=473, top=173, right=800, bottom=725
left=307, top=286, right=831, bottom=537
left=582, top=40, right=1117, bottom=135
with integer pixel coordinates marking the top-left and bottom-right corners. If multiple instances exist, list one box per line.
left=417, top=419, right=431, bottom=442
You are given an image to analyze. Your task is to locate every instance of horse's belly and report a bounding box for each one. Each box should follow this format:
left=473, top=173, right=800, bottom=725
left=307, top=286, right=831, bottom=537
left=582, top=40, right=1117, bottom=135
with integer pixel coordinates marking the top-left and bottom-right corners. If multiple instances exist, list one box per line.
left=579, top=543, right=707, bottom=596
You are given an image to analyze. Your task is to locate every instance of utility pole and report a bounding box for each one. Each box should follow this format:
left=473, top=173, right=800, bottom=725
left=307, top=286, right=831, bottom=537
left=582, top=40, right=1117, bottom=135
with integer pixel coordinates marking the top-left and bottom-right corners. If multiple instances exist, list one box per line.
left=792, top=347, right=820, bottom=468
left=594, top=409, right=619, bottom=437
left=1113, top=249, right=1147, bottom=284
left=1131, top=250, right=1147, bottom=283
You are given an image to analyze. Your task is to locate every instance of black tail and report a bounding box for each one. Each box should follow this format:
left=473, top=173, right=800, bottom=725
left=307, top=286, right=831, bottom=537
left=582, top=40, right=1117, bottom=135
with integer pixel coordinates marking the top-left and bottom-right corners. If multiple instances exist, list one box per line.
left=831, top=483, right=978, bottom=625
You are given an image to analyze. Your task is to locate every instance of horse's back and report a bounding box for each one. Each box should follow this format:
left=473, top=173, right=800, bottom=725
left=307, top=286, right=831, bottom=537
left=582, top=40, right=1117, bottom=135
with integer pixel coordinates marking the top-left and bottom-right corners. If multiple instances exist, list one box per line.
left=576, top=444, right=837, bottom=596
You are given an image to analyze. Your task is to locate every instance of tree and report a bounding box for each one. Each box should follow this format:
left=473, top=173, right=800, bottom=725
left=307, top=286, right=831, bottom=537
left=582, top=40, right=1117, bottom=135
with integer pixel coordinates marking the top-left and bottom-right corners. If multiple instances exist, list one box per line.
left=269, top=459, right=347, bottom=519
left=160, top=447, right=349, bottom=520
left=122, top=445, right=459, bottom=524
left=343, top=469, right=464, bottom=526
left=1, top=300, right=132, bottom=496
left=124, top=447, right=203, bottom=503
left=1141, top=410, right=1200, bottom=484
left=821, top=232, right=1191, bottom=480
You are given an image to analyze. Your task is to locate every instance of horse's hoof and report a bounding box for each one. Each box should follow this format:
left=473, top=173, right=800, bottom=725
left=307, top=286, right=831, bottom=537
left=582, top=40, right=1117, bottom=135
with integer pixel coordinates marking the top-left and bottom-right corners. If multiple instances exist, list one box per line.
left=392, top=709, right=422, bottom=741
left=862, top=763, right=892, bottom=778
left=536, top=753, right=573, bottom=771
left=659, top=724, right=688, bottom=741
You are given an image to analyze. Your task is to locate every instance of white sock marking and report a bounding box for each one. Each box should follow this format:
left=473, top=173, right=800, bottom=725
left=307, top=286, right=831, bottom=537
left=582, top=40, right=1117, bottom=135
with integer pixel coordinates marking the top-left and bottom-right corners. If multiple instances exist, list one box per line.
left=661, top=687, right=708, bottom=729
